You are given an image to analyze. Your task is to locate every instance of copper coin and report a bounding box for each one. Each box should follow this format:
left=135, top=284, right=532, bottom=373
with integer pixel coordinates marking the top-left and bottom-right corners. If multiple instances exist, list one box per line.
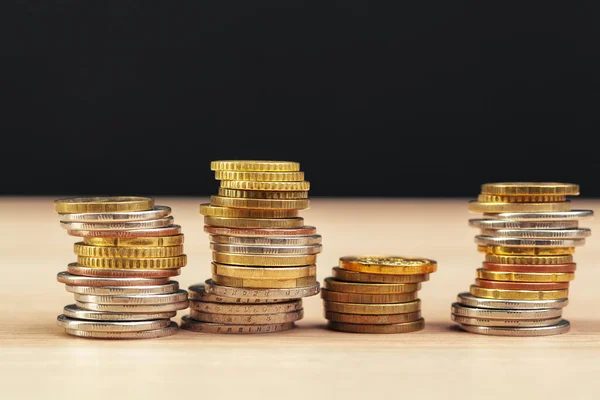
left=474, top=278, right=570, bottom=291
left=67, top=263, right=181, bottom=278
left=57, top=271, right=170, bottom=286
left=482, top=262, right=576, bottom=273
left=67, top=225, right=182, bottom=237
left=203, top=225, right=317, bottom=237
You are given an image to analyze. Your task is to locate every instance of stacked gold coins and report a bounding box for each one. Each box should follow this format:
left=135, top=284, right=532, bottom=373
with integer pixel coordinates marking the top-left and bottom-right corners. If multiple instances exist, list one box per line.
left=181, top=160, right=321, bottom=334
left=451, top=182, right=593, bottom=336
left=54, top=196, right=188, bottom=339
left=322, top=256, right=437, bottom=333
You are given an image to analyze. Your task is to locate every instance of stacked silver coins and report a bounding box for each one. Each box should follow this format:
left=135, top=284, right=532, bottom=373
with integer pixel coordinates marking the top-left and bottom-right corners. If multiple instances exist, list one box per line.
left=181, top=160, right=321, bottom=334
left=54, top=196, right=189, bottom=339
left=452, top=182, right=593, bottom=336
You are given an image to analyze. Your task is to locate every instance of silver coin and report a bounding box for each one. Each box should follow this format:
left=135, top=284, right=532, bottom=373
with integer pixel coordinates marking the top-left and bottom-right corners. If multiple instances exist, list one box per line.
left=189, top=299, right=303, bottom=314
left=188, top=284, right=291, bottom=303
left=75, top=300, right=189, bottom=313
left=469, top=219, right=579, bottom=230
left=62, top=304, right=176, bottom=321
left=64, top=321, right=179, bottom=339
left=457, top=319, right=570, bottom=336
left=457, top=292, right=569, bottom=309
left=65, top=281, right=179, bottom=296
left=60, top=216, right=174, bottom=231
left=57, top=271, right=170, bottom=286
left=209, top=243, right=323, bottom=255
left=479, top=228, right=591, bottom=239
left=58, top=206, right=171, bottom=223
left=190, top=309, right=304, bottom=324
left=209, top=234, right=322, bottom=246
left=451, top=303, right=563, bottom=320
left=180, top=316, right=294, bottom=334
left=452, top=314, right=562, bottom=327
left=475, top=235, right=585, bottom=248
left=483, top=210, right=593, bottom=221
left=204, top=279, right=320, bottom=299
left=73, top=289, right=188, bottom=305
left=57, top=314, right=171, bottom=332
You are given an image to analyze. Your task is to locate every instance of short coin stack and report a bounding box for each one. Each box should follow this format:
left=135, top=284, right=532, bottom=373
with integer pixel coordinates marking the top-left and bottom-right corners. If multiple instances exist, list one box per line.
left=182, top=160, right=321, bottom=334
left=452, top=182, right=593, bottom=336
left=54, top=196, right=189, bottom=339
left=322, top=256, right=437, bottom=333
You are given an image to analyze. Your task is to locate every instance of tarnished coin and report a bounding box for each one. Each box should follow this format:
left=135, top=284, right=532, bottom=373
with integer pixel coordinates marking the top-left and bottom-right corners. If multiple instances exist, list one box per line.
left=199, top=204, right=299, bottom=219
left=209, top=234, right=322, bottom=246
left=204, top=216, right=305, bottom=229
left=457, top=292, right=568, bottom=309
left=470, top=285, right=569, bottom=300
left=64, top=321, right=179, bottom=339
left=483, top=210, right=593, bottom=221
left=181, top=316, right=295, bottom=334
left=211, top=274, right=317, bottom=289
left=57, top=314, right=170, bottom=332
left=332, top=267, right=429, bottom=284
left=54, top=196, right=154, bottom=214
left=476, top=269, right=575, bottom=282
left=474, top=278, right=570, bottom=291
left=62, top=304, right=176, bottom=321
left=68, top=225, right=182, bottom=238
left=323, top=277, right=421, bottom=294
left=457, top=319, right=570, bottom=336
left=480, top=182, right=579, bottom=196
left=212, top=252, right=316, bottom=267
left=74, top=290, right=188, bottom=305
left=61, top=217, right=174, bottom=231
left=204, top=225, right=317, bottom=237
left=210, top=242, right=322, bottom=255
left=73, top=243, right=184, bottom=258
left=57, top=271, right=170, bottom=286
left=475, top=236, right=585, bottom=248
left=338, top=256, right=437, bottom=275
left=322, top=299, right=421, bottom=314
left=67, top=263, right=180, bottom=278
left=212, top=263, right=316, bottom=279
left=479, top=228, right=591, bottom=239
left=83, top=234, right=184, bottom=247
left=326, top=319, right=425, bottom=334
left=451, top=303, right=562, bottom=320
left=189, top=309, right=304, bottom=324
left=58, top=206, right=171, bottom=223
left=325, top=310, right=422, bottom=325
left=75, top=300, right=189, bottom=313
left=188, top=284, right=291, bottom=304
left=469, top=219, right=579, bottom=230
left=468, top=201, right=571, bottom=213
left=482, top=262, right=576, bottom=273
left=320, top=288, right=418, bottom=304
left=451, top=314, right=562, bottom=327
left=189, top=299, right=302, bottom=314
left=65, top=281, right=179, bottom=295
left=204, top=279, right=320, bottom=299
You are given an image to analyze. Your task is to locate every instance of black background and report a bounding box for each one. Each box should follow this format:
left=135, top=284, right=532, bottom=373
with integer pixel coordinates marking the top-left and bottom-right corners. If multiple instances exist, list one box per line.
left=2, top=2, right=599, bottom=197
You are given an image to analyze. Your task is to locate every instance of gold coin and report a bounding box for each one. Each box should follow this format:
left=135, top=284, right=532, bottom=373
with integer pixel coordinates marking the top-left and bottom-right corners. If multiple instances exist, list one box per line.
left=67, top=263, right=180, bottom=278
left=189, top=299, right=303, bottom=314
left=220, top=180, right=310, bottom=192
left=204, top=216, right=305, bottom=229
left=480, top=182, right=580, bottom=196
left=470, top=285, right=568, bottom=300
left=75, top=300, right=189, bottom=313
left=324, top=310, right=422, bottom=325
left=54, top=196, right=154, bottom=214
left=181, top=316, right=295, bottom=334
left=210, top=242, right=322, bottom=255
left=211, top=263, right=316, bottom=279
left=212, top=252, right=316, bottom=266
left=485, top=254, right=574, bottom=265
left=83, top=234, right=184, bottom=247
left=338, top=255, right=437, bottom=275
left=74, top=243, right=184, bottom=258
left=199, top=203, right=299, bottom=218
left=218, top=188, right=308, bottom=199
left=326, top=319, right=425, bottom=334
left=57, top=314, right=171, bottom=332
left=332, top=267, right=429, bottom=284
left=323, top=277, right=421, bottom=294
left=478, top=245, right=575, bottom=255
left=210, top=160, right=300, bottom=172
left=209, top=234, right=322, bottom=246
left=322, top=299, right=421, bottom=314
left=211, top=195, right=310, bottom=210
left=476, top=269, right=575, bottom=283
left=320, top=288, right=418, bottom=304
left=77, top=255, right=187, bottom=269
left=468, top=201, right=571, bottom=213
left=214, top=170, right=304, bottom=182
left=477, top=194, right=567, bottom=203
left=63, top=321, right=179, bottom=339
left=189, top=309, right=304, bottom=324
left=211, top=274, right=317, bottom=289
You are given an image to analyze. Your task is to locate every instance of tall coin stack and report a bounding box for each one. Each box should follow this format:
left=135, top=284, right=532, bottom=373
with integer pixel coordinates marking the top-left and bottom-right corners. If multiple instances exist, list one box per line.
left=451, top=182, right=593, bottom=336
left=181, top=160, right=321, bottom=334
left=322, top=256, right=437, bottom=333
left=54, top=196, right=189, bottom=339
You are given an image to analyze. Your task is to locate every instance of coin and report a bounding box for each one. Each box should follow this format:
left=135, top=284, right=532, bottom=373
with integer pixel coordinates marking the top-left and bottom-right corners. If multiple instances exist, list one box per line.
left=485, top=254, right=574, bottom=265
left=479, top=228, right=591, bottom=239
left=480, top=182, right=580, bottom=196
left=199, top=204, right=299, bottom=218
left=482, top=262, right=576, bottom=273
left=451, top=303, right=563, bottom=320
left=75, top=300, right=189, bottom=313
left=64, top=321, right=179, bottom=339
left=219, top=180, right=310, bottom=191
left=483, top=210, right=594, bottom=221
left=474, top=278, right=570, bottom=291
left=320, top=288, right=418, bottom=304
left=338, top=255, right=437, bottom=275
left=58, top=206, right=172, bottom=223
left=67, top=264, right=181, bottom=278
left=57, top=271, right=170, bottom=286
left=475, top=236, right=584, bottom=248
left=211, top=196, right=310, bottom=210
left=83, top=234, right=184, bottom=247
left=214, top=170, right=305, bottom=181
left=218, top=188, right=308, bottom=199
left=77, top=255, right=187, bottom=269
left=189, top=309, right=304, bottom=324
left=189, top=299, right=303, bottom=314
left=188, top=284, right=291, bottom=303
left=204, top=225, right=317, bottom=237
left=477, top=194, right=567, bottom=203
left=323, top=277, right=421, bottom=294
left=181, top=316, right=295, bottom=334
left=326, top=319, right=425, bottom=334
left=210, top=160, right=300, bottom=172
left=54, top=196, right=154, bottom=214
left=62, top=304, right=176, bottom=321
left=211, top=274, right=317, bottom=289
left=470, top=285, right=569, bottom=300
left=480, top=246, right=575, bottom=255
left=210, top=242, right=322, bottom=255
left=468, top=201, right=571, bottom=213
left=332, top=267, right=429, bottom=284
left=456, top=292, right=568, bottom=309
left=322, top=299, right=421, bottom=314
left=457, top=319, right=570, bottom=336
left=476, top=269, right=575, bottom=282
left=209, top=234, right=322, bottom=246
left=451, top=314, right=562, bottom=327
left=57, top=314, right=171, bottom=332
left=212, top=252, right=316, bottom=267
left=65, top=281, right=180, bottom=295
left=212, top=263, right=316, bottom=279
left=204, top=216, right=305, bottom=229
left=469, top=219, right=580, bottom=230
left=204, top=279, right=320, bottom=299
left=74, top=290, right=188, bottom=305
left=68, top=225, right=182, bottom=238
left=325, top=310, right=422, bottom=324
left=61, top=217, right=174, bottom=231
left=74, top=243, right=184, bottom=258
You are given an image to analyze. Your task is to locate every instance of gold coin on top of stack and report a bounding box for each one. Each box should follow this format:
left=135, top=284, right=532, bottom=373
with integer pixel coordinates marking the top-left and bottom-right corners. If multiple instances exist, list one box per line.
left=53, top=196, right=189, bottom=339
left=182, top=160, right=321, bottom=334
left=322, top=256, right=437, bottom=334
left=452, top=182, right=593, bottom=336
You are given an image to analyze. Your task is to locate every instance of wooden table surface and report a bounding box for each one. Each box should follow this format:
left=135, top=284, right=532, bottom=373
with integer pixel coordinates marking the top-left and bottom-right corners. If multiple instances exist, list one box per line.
left=1, top=197, right=599, bottom=399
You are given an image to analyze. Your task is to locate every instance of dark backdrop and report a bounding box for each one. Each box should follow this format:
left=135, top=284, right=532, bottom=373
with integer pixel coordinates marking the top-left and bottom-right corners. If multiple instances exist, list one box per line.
left=2, top=2, right=599, bottom=197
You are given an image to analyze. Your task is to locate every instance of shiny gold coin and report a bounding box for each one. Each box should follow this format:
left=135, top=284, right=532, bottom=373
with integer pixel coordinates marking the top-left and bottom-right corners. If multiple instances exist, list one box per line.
left=212, top=274, right=317, bottom=289
left=64, top=321, right=178, bottom=339
left=199, top=203, right=299, bottom=218
left=478, top=245, right=575, bottom=256
left=485, top=254, right=574, bottom=265
left=220, top=180, right=310, bottom=192
left=190, top=309, right=304, bottom=324
left=322, top=299, right=421, bottom=314
left=480, top=182, right=580, bottom=196
left=210, top=242, right=322, bottom=255
left=211, top=195, right=310, bottom=210
left=320, top=288, right=418, bottom=304
left=326, top=319, right=425, bottom=334
left=211, top=263, right=316, bottom=279
left=189, top=299, right=303, bottom=314
left=324, top=310, right=422, bottom=325
left=332, top=267, right=429, bottom=284
left=57, top=314, right=171, bottom=332
left=181, top=316, right=295, bottom=334
left=210, top=160, right=300, bottom=172
left=214, top=170, right=304, bottom=181
left=54, top=196, right=154, bottom=214
left=323, top=277, right=421, bottom=294
left=218, top=188, right=308, bottom=199
left=204, top=216, right=304, bottom=229
left=75, top=300, right=189, bottom=313
left=83, top=234, right=184, bottom=247
left=77, top=255, right=187, bottom=269
left=476, top=269, right=575, bottom=283
left=477, top=194, right=568, bottom=203
left=212, top=252, right=316, bottom=267
left=470, top=285, right=569, bottom=300
left=74, top=243, right=184, bottom=258
left=338, top=255, right=437, bottom=275
left=468, top=201, right=571, bottom=213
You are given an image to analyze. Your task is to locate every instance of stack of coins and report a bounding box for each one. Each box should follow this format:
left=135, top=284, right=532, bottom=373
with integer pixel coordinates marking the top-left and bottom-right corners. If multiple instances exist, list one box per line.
left=182, top=160, right=321, bottom=334
left=452, top=182, right=593, bottom=336
left=321, top=256, right=437, bottom=334
left=54, top=196, right=189, bottom=339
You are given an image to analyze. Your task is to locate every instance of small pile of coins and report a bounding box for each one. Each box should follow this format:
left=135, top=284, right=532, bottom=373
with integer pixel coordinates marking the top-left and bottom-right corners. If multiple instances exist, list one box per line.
left=54, top=196, right=188, bottom=339
left=321, top=256, right=437, bottom=333
left=182, top=160, right=321, bottom=334
left=452, top=182, right=593, bottom=336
